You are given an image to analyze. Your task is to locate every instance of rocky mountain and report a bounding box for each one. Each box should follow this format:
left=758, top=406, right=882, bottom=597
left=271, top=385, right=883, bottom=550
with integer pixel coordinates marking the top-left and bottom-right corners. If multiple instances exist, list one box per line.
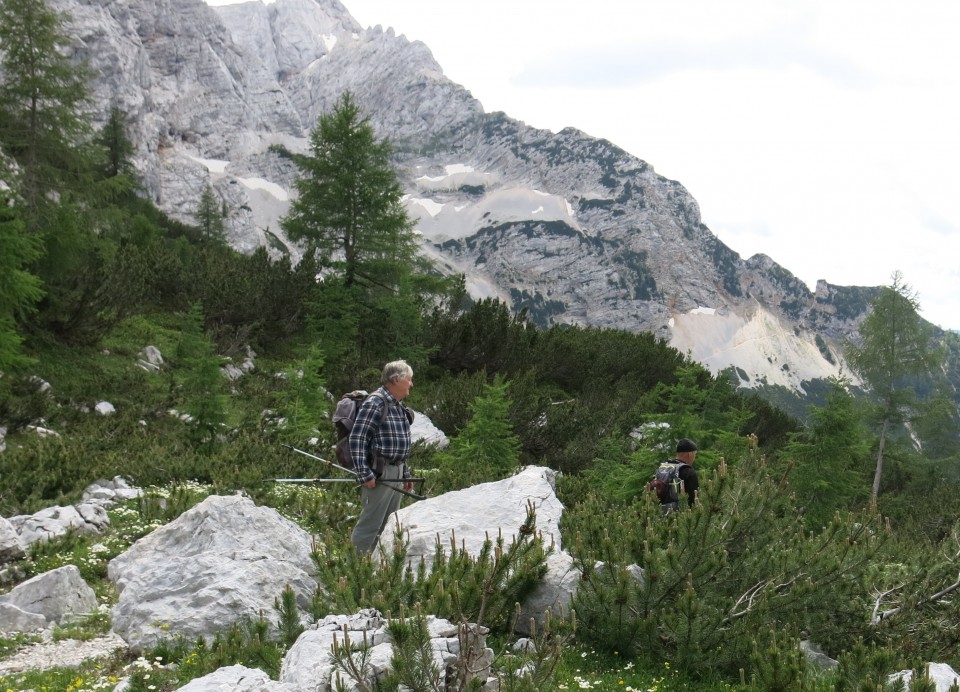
left=54, top=0, right=882, bottom=394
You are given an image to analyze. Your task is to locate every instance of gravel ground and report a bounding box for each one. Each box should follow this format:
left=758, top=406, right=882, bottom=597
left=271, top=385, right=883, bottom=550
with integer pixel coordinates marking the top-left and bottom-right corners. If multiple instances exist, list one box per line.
left=0, top=631, right=128, bottom=675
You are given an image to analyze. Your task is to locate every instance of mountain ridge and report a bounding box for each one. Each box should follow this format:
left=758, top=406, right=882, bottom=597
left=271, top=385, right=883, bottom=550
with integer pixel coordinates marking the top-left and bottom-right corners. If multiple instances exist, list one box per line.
left=52, top=0, right=883, bottom=394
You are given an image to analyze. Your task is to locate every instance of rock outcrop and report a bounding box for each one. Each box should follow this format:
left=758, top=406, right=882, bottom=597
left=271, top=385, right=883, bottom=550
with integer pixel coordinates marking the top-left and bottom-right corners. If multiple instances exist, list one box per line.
left=0, top=566, right=99, bottom=632
left=377, top=466, right=578, bottom=634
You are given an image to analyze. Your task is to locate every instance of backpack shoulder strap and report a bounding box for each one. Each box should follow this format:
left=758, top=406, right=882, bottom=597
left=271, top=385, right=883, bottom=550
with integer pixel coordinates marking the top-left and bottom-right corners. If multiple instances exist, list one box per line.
left=364, top=391, right=391, bottom=425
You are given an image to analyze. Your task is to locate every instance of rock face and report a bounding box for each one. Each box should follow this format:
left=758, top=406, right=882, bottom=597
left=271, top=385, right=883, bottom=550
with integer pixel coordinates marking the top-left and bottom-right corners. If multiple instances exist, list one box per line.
left=43, top=0, right=892, bottom=394
left=107, top=493, right=318, bottom=652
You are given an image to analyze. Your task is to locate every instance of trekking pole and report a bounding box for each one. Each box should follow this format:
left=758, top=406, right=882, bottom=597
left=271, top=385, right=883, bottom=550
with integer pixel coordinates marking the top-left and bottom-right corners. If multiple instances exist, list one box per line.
left=266, top=477, right=427, bottom=484
left=279, top=444, right=427, bottom=501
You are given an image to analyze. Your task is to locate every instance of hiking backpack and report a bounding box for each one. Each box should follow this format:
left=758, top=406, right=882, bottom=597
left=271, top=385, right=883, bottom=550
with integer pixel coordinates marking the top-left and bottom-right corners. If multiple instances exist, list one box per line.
left=330, top=390, right=414, bottom=470
left=331, top=390, right=383, bottom=470
left=647, top=460, right=685, bottom=505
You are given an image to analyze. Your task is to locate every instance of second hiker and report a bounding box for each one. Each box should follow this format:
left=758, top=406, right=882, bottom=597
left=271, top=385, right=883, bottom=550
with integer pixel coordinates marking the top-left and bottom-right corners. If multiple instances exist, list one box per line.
left=652, top=438, right=700, bottom=513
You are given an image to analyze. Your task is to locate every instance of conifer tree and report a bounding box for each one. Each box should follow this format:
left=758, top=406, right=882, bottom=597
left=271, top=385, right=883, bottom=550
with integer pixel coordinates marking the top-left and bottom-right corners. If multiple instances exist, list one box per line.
left=568, top=454, right=883, bottom=676
left=279, top=91, right=448, bottom=374
left=280, top=91, right=418, bottom=289
left=176, top=302, right=228, bottom=450
left=194, top=184, right=226, bottom=245
left=89, top=106, right=139, bottom=209
left=782, top=377, right=870, bottom=527
left=278, top=344, right=328, bottom=444
left=846, top=272, right=943, bottom=502
left=436, top=374, right=521, bottom=482
left=0, top=0, right=91, bottom=219
left=0, top=193, right=44, bottom=370
left=96, top=106, right=136, bottom=181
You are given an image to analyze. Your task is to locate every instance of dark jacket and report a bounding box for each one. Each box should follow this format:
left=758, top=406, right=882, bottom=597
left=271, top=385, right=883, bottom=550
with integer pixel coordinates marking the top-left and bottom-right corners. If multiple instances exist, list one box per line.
left=676, top=461, right=698, bottom=508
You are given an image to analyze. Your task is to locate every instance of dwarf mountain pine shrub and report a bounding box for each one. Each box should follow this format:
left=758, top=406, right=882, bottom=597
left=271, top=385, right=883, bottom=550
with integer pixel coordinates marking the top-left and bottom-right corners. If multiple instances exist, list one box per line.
left=566, top=454, right=884, bottom=679
left=311, top=502, right=548, bottom=634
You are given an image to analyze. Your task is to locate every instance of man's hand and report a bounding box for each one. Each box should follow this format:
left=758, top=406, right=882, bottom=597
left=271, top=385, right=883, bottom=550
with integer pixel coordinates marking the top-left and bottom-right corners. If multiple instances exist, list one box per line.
left=404, top=480, right=413, bottom=491
left=363, top=478, right=377, bottom=489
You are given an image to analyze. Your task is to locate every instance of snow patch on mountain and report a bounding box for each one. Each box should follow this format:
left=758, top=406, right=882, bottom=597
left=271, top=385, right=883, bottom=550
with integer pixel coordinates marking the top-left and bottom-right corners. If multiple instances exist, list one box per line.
left=188, top=155, right=231, bottom=174
left=409, top=185, right=580, bottom=244
left=409, top=197, right=444, bottom=217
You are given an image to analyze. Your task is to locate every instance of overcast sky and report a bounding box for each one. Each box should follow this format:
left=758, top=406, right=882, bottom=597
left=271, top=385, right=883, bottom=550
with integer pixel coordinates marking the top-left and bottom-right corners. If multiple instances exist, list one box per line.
left=207, top=0, right=960, bottom=331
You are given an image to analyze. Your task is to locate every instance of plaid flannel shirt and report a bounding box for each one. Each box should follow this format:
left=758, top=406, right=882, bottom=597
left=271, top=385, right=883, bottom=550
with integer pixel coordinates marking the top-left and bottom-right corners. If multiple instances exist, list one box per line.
left=349, top=387, right=412, bottom=483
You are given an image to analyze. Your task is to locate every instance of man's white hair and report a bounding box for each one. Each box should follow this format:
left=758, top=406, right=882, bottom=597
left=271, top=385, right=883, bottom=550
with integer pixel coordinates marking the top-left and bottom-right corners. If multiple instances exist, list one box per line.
left=381, top=360, right=413, bottom=385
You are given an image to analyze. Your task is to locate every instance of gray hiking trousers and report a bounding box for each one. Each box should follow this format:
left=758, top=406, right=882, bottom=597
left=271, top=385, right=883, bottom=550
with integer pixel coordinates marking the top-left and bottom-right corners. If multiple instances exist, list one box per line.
left=351, top=462, right=406, bottom=554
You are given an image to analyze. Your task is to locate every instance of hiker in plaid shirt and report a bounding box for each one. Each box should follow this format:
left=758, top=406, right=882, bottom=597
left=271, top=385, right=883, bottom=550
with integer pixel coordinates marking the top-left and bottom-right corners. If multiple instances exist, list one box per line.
left=349, top=360, right=415, bottom=553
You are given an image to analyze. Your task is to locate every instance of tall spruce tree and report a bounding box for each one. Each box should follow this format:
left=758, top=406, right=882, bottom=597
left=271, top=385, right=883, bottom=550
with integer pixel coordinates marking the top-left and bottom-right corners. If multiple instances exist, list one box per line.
left=0, top=0, right=91, bottom=219
left=846, top=272, right=943, bottom=502
left=96, top=106, right=136, bottom=181
left=90, top=106, right=139, bottom=209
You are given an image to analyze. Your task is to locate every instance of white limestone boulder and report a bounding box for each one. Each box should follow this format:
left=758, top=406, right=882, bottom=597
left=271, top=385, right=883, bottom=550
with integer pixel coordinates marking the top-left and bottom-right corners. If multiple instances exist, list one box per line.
left=0, top=602, right=48, bottom=634
left=95, top=401, right=116, bottom=416
left=279, top=609, right=487, bottom=691
left=82, top=476, right=143, bottom=507
left=376, top=466, right=577, bottom=634
left=108, top=494, right=317, bottom=652
left=280, top=610, right=393, bottom=691
left=7, top=502, right=109, bottom=549
left=890, top=663, right=960, bottom=691
left=410, top=409, right=449, bottom=449
left=0, top=565, right=98, bottom=626
left=176, top=664, right=295, bottom=691
left=137, top=345, right=164, bottom=373
left=0, top=517, right=25, bottom=564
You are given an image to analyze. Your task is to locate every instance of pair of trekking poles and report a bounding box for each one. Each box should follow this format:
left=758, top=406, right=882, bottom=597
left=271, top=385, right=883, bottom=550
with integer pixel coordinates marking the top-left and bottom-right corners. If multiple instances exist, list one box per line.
left=271, top=444, right=427, bottom=501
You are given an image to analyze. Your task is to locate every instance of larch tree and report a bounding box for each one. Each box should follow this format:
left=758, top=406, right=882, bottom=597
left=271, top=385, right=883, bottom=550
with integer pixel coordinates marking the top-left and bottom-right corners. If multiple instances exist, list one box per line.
left=845, top=271, right=943, bottom=502
left=278, top=91, right=447, bottom=375
left=194, top=184, right=226, bottom=245
left=0, top=192, right=44, bottom=370
left=280, top=91, right=418, bottom=289
left=0, top=0, right=91, bottom=220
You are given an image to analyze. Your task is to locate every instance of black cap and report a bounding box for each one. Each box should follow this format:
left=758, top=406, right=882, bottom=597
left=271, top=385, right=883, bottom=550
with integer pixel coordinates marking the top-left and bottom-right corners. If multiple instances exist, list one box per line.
left=676, top=438, right=698, bottom=453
